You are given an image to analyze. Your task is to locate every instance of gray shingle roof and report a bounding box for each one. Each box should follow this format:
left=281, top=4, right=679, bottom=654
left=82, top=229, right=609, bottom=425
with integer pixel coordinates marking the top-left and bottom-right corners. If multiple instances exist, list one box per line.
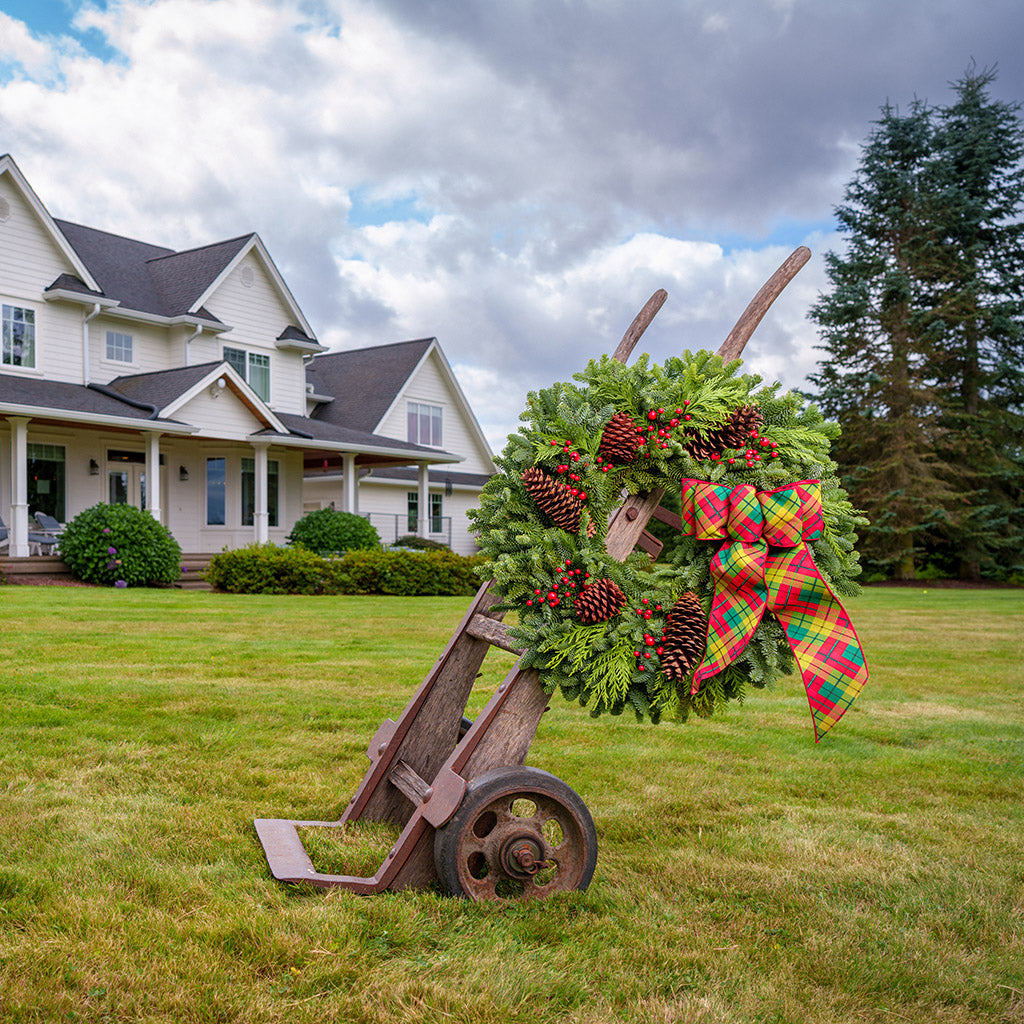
left=269, top=410, right=459, bottom=458
left=0, top=371, right=185, bottom=425
left=52, top=219, right=248, bottom=321
left=105, top=361, right=225, bottom=409
left=365, top=467, right=491, bottom=488
left=305, top=338, right=434, bottom=432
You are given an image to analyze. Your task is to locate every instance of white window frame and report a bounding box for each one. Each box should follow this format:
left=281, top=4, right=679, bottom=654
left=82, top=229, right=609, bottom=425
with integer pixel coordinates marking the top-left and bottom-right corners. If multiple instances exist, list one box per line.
left=2, top=302, right=36, bottom=369
left=407, top=401, right=443, bottom=447
left=224, top=346, right=271, bottom=402
left=105, top=330, right=134, bottom=364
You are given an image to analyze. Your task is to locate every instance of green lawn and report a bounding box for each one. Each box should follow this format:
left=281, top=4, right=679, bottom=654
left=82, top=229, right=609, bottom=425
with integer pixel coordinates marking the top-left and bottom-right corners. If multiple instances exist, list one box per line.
left=1, top=585, right=1022, bottom=1023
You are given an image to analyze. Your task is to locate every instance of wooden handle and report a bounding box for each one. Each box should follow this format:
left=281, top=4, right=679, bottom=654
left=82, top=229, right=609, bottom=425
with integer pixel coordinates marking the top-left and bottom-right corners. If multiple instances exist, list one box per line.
left=716, top=246, right=810, bottom=362
left=613, top=289, right=668, bottom=364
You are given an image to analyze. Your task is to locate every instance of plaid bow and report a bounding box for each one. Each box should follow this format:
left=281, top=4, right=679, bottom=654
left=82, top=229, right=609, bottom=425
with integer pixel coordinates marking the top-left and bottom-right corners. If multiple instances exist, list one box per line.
left=680, top=478, right=868, bottom=741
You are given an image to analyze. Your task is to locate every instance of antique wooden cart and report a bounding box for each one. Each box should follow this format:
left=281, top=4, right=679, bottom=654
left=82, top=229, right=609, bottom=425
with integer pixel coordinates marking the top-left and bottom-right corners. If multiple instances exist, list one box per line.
left=255, top=248, right=810, bottom=901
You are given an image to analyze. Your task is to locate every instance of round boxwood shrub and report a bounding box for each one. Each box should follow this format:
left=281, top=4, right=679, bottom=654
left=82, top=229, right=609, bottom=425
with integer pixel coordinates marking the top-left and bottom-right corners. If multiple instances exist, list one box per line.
left=286, top=508, right=380, bottom=555
left=59, top=503, right=183, bottom=587
left=392, top=534, right=449, bottom=550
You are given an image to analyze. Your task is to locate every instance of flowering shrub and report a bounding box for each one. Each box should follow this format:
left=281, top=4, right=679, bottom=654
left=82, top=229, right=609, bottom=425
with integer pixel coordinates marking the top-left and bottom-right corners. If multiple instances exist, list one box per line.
left=286, top=508, right=380, bottom=555
left=59, top=503, right=183, bottom=587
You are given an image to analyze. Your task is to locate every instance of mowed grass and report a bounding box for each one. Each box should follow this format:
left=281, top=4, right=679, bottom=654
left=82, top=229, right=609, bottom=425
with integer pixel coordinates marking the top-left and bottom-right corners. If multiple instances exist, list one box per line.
left=0, top=585, right=1022, bottom=1024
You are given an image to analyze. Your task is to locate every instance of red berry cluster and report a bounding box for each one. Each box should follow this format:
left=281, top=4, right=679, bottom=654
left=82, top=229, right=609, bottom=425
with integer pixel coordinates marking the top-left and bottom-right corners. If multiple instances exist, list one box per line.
left=632, top=598, right=665, bottom=672
left=634, top=403, right=693, bottom=457
left=549, top=441, right=590, bottom=498
left=524, top=558, right=590, bottom=608
left=721, top=429, right=780, bottom=470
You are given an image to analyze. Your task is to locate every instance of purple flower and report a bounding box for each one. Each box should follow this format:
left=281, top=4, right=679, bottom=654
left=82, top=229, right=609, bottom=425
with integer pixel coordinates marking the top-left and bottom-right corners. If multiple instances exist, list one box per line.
left=102, top=527, right=112, bottom=535
left=107, top=560, right=118, bottom=570
left=114, top=580, right=127, bottom=589
left=107, top=546, right=117, bottom=555
left=180, top=564, right=188, bottom=573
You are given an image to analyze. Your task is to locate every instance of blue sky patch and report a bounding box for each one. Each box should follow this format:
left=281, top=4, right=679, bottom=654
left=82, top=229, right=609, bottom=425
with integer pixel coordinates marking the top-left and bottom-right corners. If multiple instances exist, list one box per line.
left=1, top=0, right=120, bottom=63
left=348, top=186, right=431, bottom=228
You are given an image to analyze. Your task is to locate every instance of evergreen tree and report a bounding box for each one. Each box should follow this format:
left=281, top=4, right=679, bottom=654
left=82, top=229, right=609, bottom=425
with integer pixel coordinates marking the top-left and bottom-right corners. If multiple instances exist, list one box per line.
left=926, top=65, right=1024, bottom=579
left=808, top=100, right=954, bottom=579
left=810, top=67, right=1024, bottom=580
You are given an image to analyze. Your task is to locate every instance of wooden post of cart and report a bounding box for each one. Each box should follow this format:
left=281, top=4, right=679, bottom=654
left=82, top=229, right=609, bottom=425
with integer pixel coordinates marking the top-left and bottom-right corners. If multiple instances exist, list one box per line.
left=255, top=247, right=811, bottom=900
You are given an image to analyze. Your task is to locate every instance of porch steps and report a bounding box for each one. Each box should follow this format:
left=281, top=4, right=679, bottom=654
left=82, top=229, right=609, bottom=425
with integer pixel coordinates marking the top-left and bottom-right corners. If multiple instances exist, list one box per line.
left=1, top=553, right=212, bottom=590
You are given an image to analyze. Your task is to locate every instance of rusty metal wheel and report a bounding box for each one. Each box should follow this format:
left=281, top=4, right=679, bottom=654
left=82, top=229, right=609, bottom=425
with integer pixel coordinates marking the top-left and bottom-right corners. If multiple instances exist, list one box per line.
left=433, top=766, right=597, bottom=901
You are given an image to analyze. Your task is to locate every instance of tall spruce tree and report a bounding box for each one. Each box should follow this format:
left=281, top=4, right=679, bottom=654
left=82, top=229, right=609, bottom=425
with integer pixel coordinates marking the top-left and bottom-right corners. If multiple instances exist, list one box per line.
left=810, top=68, right=1024, bottom=580
left=926, top=66, right=1024, bottom=579
left=808, top=100, right=954, bottom=579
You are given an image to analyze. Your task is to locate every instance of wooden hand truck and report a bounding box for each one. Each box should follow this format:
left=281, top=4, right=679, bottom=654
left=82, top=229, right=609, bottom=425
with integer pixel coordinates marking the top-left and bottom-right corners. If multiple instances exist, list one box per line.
left=255, top=248, right=811, bottom=901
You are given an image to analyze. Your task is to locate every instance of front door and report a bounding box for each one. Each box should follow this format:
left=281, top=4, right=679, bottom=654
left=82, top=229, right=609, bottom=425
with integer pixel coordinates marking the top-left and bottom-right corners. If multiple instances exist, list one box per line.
left=108, top=464, right=147, bottom=510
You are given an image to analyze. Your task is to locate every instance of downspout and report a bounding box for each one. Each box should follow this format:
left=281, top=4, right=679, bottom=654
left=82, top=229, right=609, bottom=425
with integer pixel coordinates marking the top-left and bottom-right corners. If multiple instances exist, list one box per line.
left=82, top=303, right=101, bottom=384
left=185, top=324, right=203, bottom=367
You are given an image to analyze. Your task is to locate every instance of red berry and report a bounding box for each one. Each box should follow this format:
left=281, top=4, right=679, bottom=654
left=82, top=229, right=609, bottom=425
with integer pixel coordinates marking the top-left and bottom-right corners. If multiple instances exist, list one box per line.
left=644, top=610, right=651, bottom=619
left=648, top=410, right=657, bottom=420
left=728, top=458, right=736, bottom=464
left=684, top=414, right=691, bottom=421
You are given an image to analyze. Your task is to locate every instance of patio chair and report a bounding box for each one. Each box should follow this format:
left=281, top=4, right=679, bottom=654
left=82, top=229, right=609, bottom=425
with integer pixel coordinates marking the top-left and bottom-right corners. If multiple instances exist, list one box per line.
left=33, top=511, right=64, bottom=542
left=0, top=514, right=60, bottom=556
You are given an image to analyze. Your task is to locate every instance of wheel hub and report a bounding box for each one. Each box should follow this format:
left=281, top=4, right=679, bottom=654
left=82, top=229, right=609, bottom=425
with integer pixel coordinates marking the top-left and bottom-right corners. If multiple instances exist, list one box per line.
left=500, top=834, right=547, bottom=877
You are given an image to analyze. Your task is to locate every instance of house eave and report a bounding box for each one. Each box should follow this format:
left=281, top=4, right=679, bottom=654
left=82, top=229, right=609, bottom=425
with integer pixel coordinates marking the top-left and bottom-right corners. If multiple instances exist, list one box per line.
left=0, top=402, right=197, bottom=434
left=276, top=338, right=327, bottom=355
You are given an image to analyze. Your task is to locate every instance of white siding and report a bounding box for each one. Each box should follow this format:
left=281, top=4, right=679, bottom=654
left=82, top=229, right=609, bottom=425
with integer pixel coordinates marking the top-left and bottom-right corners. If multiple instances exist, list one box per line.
left=375, top=349, right=494, bottom=475
left=202, top=256, right=308, bottom=416
left=89, top=316, right=178, bottom=381
left=173, top=387, right=268, bottom=438
left=0, top=177, right=85, bottom=384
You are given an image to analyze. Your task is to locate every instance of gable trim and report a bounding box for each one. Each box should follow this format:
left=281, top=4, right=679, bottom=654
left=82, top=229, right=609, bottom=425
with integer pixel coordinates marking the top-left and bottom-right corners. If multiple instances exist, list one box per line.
left=158, top=362, right=289, bottom=433
left=0, top=155, right=102, bottom=292
left=188, top=235, right=316, bottom=338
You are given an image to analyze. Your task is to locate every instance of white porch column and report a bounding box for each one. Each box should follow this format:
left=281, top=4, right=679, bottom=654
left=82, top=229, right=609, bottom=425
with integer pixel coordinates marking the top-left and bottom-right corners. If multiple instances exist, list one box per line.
left=8, top=416, right=30, bottom=557
left=252, top=442, right=269, bottom=543
left=417, top=463, right=430, bottom=538
left=342, top=454, right=358, bottom=514
left=145, top=432, right=162, bottom=523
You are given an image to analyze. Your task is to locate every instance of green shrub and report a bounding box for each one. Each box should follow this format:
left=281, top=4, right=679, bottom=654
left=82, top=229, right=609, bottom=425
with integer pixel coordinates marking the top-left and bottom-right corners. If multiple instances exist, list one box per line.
left=59, top=503, right=183, bottom=588
left=339, top=549, right=483, bottom=596
left=203, top=544, right=347, bottom=595
left=286, top=508, right=380, bottom=555
left=203, top=545, right=483, bottom=596
left=392, top=534, right=449, bottom=550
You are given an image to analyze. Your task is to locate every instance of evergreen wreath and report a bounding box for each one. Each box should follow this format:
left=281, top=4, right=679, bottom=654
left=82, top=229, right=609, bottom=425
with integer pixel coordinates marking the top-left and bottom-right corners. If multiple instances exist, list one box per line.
left=469, top=350, right=866, bottom=725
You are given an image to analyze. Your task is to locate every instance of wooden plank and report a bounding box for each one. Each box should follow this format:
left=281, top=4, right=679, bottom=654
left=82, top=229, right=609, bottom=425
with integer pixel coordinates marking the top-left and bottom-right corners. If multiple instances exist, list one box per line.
left=465, top=614, right=523, bottom=654
left=612, top=289, right=667, bottom=364
left=388, top=759, right=430, bottom=807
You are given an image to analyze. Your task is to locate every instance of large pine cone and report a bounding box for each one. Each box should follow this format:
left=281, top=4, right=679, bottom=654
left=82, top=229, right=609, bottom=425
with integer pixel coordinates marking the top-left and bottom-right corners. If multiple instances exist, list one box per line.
left=574, top=578, right=627, bottom=624
left=597, top=411, right=641, bottom=465
left=521, top=467, right=597, bottom=537
left=684, top=404, right=764, bottom=461
left=660, top=592, right=707, bottom=681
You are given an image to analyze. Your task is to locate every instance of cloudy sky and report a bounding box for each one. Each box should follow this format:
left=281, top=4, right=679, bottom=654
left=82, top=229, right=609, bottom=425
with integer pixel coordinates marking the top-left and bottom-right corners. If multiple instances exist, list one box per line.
left=1, top=0, right=1023, bottom=449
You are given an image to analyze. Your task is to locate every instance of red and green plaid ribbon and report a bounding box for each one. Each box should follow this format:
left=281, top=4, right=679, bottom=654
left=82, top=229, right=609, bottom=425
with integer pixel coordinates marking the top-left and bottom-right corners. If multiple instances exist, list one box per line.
left=680, top=478, right=868, bottom=741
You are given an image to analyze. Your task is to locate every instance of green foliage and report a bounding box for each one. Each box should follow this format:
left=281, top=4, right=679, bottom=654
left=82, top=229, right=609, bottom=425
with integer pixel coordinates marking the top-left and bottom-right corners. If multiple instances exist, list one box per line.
left=204, top=544, right=483, bottom=596
left=471, top=350, right=864, bottom=725
left=339, top=549, right=484, bottom=596
left=59, top=503, right=182, bottom=587
left=392, top=534, right=450, bottom=550
left=287, top=508, right=381, bottom=555
left=809, top=66, right=1024, bottom=581
left=204, top=543, right=347, bottom=595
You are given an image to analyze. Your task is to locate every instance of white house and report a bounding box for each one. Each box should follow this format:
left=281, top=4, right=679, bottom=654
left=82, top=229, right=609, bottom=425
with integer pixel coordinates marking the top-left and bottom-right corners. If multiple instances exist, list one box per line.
left=0, top=155, right=492, bottom=559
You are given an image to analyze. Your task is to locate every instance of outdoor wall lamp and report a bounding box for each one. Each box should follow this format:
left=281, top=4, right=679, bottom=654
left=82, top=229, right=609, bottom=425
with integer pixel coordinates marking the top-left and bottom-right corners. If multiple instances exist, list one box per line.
left=179, top=465, right=189, bottom=482
left=89, top=458, right=99, bottom=475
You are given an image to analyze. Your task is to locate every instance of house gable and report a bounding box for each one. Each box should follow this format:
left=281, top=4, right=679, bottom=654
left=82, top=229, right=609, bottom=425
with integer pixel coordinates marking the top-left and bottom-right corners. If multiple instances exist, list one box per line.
left=374, top=341, right=495, bottom=476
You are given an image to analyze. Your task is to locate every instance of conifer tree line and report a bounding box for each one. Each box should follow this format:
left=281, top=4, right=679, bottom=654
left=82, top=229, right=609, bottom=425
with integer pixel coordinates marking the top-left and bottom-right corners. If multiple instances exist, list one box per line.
left=809, top=64, right=1024, bottom=581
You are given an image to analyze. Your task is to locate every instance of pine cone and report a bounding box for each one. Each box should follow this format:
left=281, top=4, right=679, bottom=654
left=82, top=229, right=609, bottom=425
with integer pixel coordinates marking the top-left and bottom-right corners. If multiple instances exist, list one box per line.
left=660, top=592, right=707, bottom=681
left=574, top=578, right=627, bottom=624
left=521, top=467, right=597, bottom=537
left=684, top=404, right=764, bottom=461
left=597, top=411, right=641, bottom=465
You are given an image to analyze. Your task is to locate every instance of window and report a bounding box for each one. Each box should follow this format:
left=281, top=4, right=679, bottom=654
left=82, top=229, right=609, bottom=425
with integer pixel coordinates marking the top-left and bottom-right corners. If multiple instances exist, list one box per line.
left=206, top=457, right=226, bottom=525
left=27, top=443, right=65, bottom=521
left=224, top=346, right=271, bottom=401
left=407, top=491, right=443, bottom=533
left=105, top=330, right=133, bottom=362
left=407, top=402, right=442, bottom=446
left=241, top=457, right=279, bottom=527
left=2, top=304, right=35, bottom=368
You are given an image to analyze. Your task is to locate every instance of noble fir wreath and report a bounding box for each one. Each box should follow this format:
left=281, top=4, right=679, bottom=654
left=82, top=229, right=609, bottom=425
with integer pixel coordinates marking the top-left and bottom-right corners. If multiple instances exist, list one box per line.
left=469, top=350, right=869, bottom=740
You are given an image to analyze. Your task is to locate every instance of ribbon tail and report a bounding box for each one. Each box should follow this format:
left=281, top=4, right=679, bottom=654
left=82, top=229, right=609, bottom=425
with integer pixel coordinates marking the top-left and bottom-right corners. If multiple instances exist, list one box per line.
left=765, top=546, right=869, bottom=741
left=691, top=582, right=767, bottom=695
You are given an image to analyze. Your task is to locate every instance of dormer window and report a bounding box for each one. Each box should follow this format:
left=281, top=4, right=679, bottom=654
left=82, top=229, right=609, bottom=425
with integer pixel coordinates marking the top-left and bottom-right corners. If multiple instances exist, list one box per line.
left=407, top=402, right=442, bottom=446
left=2, top=304, right=35, bottom=368
left=224, top=346, right=270, bottom=402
